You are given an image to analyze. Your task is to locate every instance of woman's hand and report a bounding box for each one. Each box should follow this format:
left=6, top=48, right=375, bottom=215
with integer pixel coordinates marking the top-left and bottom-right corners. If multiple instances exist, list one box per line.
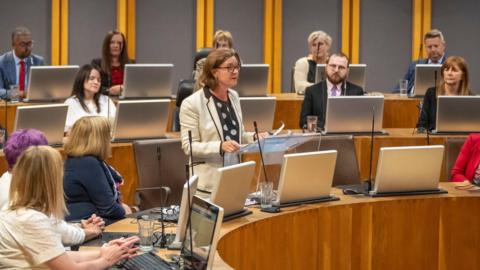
left=100, top=236, right=139, bottom=266
left=222, top=140, right=241, bottom=153
left=81, top=214, right=105, bottom=241
left=108, top=85, right=123, bottom=95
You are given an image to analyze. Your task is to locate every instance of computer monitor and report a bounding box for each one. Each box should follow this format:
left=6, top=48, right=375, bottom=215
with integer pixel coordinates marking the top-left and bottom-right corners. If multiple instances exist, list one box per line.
left=122, top=64, right=174, bottom=99
left=239, top=97, right=276, bottom=132
left=316, top=64, right=367, bottom=90
left=274, top=150, right=338, bottom=207
left=26, top=65, right=79, bottom=102
left=411, top=64, right=442, bottom=97
left=112, top=99, right=170, bottom=141
left=210, top=161, right=256, bottom=220
left=168, top=175, right=198, bottom=250
left=434, top=96, right=480, bottom=133
left=371, top=145, right=445, bottom=196
left=324, top=96, right=384, bottom=134
left=181, top=195, right=224, bottom=270
left=235, top=64, right=269, bottom=96
left=14, top=104, right=68, bottom=146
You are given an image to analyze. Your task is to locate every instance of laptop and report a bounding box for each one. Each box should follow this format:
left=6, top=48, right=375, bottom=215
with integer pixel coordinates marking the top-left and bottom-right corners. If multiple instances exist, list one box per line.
left=369, top=145, right=447, bottom=196
left=315, top=64, right=367, bottom=90
left=116, top=196, right=224, bottom=270
left=323, top=96, right=384, bottom=134
left=411, top=64, right=442, bottom=97
left=112, top=99, right=170, bottom=142
left=274, top=150, right=339, bottom=207
left=210, top=161, right=256, bottom=221
left=433, top=96, right=480, bottom=134
left=168, top=175, right=198, bottom=250
left=26, top=65, right=79, bottom=102
left=122, top=64, right=174, bottom=99
left=235, top=64, right=269, bottom=96
left=14, top=104, right=68, bottom=146
left=239, top=97, right=276, bottom=132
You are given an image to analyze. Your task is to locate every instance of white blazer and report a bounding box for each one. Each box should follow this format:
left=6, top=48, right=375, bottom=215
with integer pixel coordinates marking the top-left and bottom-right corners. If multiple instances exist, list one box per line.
left=179, top=88, right=254, bottom=192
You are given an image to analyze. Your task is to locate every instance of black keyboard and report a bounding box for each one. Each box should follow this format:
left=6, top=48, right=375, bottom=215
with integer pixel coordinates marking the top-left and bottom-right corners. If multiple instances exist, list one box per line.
left=119, top=252, right=177, bottom=270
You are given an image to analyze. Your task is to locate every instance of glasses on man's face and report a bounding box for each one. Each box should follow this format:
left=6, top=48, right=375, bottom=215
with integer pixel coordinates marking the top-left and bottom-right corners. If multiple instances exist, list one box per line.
left=17, top=41, right=34, bottom=49
left=217, top=65, right=241, bottom=73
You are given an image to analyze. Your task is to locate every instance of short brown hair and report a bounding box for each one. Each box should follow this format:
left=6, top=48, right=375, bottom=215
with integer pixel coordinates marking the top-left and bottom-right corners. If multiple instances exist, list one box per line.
left=9, top=146, right=66, bottom=220
left=64, top=116, right=112, bottom=160
left=212, top=30, right=233, bottom=49
left=200, top=48, right=241, bottom=90
left=327, top=52, right=350, bottom=67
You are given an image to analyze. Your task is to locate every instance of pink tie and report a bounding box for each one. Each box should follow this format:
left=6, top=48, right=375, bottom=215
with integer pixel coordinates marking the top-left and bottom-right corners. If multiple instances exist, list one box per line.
left=331, top=86, right=338, bottom=96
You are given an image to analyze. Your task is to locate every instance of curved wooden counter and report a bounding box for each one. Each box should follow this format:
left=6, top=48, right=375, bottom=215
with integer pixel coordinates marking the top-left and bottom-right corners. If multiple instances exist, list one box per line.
left=216, top=183, right=480, bottom=270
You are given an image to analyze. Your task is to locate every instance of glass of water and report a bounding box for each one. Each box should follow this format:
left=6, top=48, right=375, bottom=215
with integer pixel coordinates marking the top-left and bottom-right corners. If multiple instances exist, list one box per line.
left=399, top=79, right=408, bottom=97
left=9, top=85, right=20, bottom=103
left=137, top=215, right=154, bottom=252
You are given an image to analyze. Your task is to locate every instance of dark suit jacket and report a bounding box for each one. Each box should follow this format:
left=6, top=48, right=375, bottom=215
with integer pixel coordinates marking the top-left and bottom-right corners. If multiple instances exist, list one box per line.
left=64, top=155, right=125, bottom=224
left=416, top=87, right=437, bottom=131
left=0, top=51, right=44, bottom=99
left=396, top=56, right=446, bottom=93
left=299, top=80, right=364, bottom=129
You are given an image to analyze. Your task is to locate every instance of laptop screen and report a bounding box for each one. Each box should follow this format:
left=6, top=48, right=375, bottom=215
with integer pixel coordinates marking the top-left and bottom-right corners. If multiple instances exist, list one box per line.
left=181, top=196, right=223, bottom=270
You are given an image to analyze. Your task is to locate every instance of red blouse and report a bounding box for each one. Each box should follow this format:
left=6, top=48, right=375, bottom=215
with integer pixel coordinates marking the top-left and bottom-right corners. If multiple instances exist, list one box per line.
left=451, top=134, right=480, bottom=182
left=110, top=66, right=124, bottom=86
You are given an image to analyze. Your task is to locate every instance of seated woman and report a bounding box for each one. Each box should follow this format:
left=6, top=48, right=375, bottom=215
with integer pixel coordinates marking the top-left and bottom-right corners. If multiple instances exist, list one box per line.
left=92, top=30, right=133, bottom=96
left=0, top=129, right=104, bottom=246
left=180, top=49, right=267, bottom=193
left=63, top=116, right=131, bottom=224
left=294, top=30, right=332, bottom=94
left=193, top=30, right=234, bottom=90
left=416, top=56, right=471, bottom=131
left=0, top=145, right=138, bottom=269
left=64, top=64, right=116, bottom=133
left=451, top=134, right=480, bottom=182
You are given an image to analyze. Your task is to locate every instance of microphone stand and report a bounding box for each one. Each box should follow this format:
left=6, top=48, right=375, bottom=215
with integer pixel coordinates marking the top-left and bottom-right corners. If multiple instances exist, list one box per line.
left=186, top=130, right=195, bottom=259
left=253, top=121, right=269, bottom=183
left=366, top=105, right=375, bottom=193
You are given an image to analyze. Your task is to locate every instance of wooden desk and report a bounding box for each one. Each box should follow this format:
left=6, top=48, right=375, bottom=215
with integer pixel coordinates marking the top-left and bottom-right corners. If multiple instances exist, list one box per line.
left=216, top=183, right=480, bottom=270
left=270, top=93, right=422, bottom=129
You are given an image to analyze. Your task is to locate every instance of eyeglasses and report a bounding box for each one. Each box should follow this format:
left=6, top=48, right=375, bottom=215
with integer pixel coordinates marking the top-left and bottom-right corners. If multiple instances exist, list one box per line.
left=17, top=41, right=34, bottom=49
left=217, top=65, right=241, bottom=73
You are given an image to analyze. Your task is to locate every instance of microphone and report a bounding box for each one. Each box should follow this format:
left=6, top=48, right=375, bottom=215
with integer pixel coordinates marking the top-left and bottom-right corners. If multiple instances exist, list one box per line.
left=366, top=105, right=376, bottom=193
left=253, top=121, right=269, bottom=183
left=185, top=130, right=195, bottom=258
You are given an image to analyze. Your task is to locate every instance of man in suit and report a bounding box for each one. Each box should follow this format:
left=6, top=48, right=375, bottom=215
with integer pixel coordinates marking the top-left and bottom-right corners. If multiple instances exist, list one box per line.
left=299, top=52, right=364, bottom=130
left=397, top=29, right=446, bottom=94
left=0, top=26, right=44, bottom=99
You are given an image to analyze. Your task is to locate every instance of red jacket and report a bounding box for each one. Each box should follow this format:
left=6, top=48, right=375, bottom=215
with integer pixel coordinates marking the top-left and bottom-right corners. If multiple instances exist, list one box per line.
left=451, top=134, right=480, bottom=182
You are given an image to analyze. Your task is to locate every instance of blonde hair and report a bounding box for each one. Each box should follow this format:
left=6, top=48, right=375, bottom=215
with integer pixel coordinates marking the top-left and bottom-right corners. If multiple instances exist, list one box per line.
left=307, top=31, right=332, bottom=48
left=9, top=146, right=67, bottom=220
left=64, top=116, right=111, bottom=160
left=212, top=30, right=233, bottom=48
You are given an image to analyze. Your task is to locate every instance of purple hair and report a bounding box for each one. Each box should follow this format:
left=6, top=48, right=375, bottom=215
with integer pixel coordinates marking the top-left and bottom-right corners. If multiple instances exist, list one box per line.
left=4, top=129, right=48, bottom=168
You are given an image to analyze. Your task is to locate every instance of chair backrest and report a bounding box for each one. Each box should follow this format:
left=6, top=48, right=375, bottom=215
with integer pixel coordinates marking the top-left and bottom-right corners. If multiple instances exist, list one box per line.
left=290, top=66, right=296, bottom=93
left=133, top=139, right=187, bottom=209
left=293, top=135, right=360, bottom=186
left=174, top=79, right=195, bottom=131
left=444, top=138, right=466, bottom=180
left=193, top=47, right=213, bottom=70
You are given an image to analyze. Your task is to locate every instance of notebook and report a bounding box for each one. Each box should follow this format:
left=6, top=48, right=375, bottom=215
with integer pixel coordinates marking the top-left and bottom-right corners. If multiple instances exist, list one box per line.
left=369, top=145, right=446, bottom=196
left=122, top=64, right=174, bottom=99
left=433, top=96, right=480, bottom=134
left=323, top=96, right=384, bottom=134
left=274, top=150, right=339, bottom=207
left=112, top=99, right=170, bottom=142
left=210, top=161, right=256, bottom=221
left=14, top=104, right=68, bottom=146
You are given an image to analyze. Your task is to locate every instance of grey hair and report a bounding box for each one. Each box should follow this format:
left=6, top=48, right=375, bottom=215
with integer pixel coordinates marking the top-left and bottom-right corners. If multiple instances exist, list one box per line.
left=424, top=29, right=445, bottom=44
left=11, top=26, right=31, bottom=43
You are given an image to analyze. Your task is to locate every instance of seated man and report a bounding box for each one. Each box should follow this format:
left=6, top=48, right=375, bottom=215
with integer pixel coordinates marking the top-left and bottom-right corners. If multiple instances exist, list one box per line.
left=299, top=52, right=364, bottom=130
left=396, top=29, right=446, bottom=94
left=0, top=26, right=44, bottom=99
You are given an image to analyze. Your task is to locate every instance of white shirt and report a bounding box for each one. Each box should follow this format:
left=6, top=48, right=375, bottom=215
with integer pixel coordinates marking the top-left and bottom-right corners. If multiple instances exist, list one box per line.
left=0, top=208, right=66, bottom=269
left=0, top=171, right=12, bottom=210
left=64, top=94, right=116, bottom=132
